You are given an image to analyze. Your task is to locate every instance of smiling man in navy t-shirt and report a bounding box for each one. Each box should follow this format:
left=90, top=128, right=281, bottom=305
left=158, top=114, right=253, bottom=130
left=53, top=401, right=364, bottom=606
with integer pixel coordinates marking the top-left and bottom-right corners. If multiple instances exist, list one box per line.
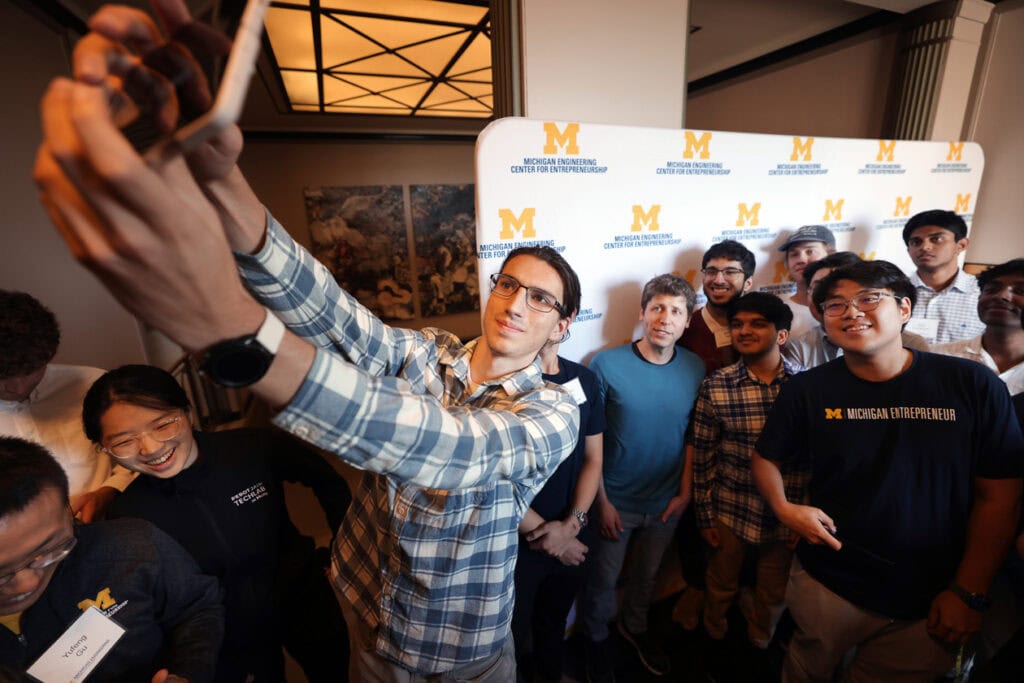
left=752, top=260, right=1023, bottom=682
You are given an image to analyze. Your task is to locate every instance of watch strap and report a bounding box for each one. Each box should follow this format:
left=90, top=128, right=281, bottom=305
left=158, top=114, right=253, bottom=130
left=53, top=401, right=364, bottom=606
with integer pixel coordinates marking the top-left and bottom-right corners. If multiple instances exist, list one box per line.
left=947, top=581, right=991, bottom=611
left=255, top=309, right=286, bottom=355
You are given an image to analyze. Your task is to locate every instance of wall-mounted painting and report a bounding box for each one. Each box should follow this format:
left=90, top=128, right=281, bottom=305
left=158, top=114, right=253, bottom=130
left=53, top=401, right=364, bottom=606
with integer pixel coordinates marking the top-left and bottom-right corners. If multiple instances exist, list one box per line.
left=303, top=184, right=479, bottom=323
left=411, top=184, right=479, bottom=317
left=303, top=185, right=414, bottom=320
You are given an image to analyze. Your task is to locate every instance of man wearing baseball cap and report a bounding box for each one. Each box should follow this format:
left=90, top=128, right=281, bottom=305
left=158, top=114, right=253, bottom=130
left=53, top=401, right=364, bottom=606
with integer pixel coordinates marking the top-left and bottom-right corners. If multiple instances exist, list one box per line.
left=777, top=225, right=836, bottom=338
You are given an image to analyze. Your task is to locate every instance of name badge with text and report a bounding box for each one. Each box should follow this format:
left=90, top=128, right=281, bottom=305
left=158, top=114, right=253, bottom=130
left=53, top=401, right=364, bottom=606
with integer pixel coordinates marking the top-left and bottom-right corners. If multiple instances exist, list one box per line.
left=28, top=606, right=125, bottom=683
left=561, top=378, right=587, bottom=405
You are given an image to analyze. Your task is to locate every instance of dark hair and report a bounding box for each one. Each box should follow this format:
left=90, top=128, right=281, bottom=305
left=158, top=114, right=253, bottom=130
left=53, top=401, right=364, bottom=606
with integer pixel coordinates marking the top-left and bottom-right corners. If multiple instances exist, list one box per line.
left=0, top=437, right=69, bottom=519
left=702, top=240, right=756, bottom=278
left=977, top=259, right=1024, bottom=292
left=500, top=246, right=581, bottom=318
left=726, top=292, right=794, bottom=332
left=811, top=260, right=917, bottom=312
left=902, top=209, right=968, bottom=244
left=83, top=365, right=190, bottom=444
left=802, top=251, right=863, bottom=288
left=0, top=291, right=61, bottom=379
left=641, top=274, right=697, bottom=314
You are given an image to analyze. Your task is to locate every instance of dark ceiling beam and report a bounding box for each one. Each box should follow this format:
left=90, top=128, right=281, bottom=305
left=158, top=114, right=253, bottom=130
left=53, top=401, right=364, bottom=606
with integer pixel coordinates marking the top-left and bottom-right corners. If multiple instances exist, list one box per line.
left=689, top=9, right=901, bottom=93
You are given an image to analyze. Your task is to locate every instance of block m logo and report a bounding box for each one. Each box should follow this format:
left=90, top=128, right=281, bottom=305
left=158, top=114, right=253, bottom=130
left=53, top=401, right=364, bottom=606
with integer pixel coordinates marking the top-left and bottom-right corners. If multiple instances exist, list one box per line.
left=631, top=205, right=661, bottom=232
left=791, top=137, right=814, bottom=161
left=542, top=122, right=579, bottom=155
left=78, top=588, right=115, bottom=612
left=498, top=208, right=536, bottom=240
left=954, top=194, right=971, bottom=213
left=736, top=202, right=761, bottom=227
left=877, top=140, right=895, bottom=162
left=947, top=142, right=964, bottom=161
left=683, top=131, right=712, bottom=160
left=825, top=408, right=843, bottom=420
left=894, top=196, right=912, bottom=217
left=823, top=198, right=844, bottom=222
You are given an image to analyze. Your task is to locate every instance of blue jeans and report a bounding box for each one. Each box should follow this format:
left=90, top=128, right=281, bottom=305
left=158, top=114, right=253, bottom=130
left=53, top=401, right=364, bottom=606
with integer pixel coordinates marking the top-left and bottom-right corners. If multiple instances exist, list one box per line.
left=581, top=508, right=680, bottom=641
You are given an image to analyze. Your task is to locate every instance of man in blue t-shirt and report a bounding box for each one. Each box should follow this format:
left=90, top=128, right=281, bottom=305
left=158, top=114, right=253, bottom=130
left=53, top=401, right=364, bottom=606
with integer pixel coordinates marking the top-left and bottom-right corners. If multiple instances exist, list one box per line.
left=581, top=274, right=705, bottom=681
left=752, top=260, right=1023, bottom=682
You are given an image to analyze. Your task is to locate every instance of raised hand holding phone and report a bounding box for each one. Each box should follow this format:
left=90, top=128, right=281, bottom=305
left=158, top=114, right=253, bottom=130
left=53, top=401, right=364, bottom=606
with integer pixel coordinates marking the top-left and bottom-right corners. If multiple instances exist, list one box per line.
left=76, top=0, right=269, bottom=163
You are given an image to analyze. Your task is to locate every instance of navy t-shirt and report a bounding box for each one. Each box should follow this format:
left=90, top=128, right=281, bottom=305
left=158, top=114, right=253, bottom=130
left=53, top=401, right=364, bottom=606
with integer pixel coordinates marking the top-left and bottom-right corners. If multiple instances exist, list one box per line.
left=757, top=351, right=1023, bottom=619
left=528, top=356, right=606, bottom=521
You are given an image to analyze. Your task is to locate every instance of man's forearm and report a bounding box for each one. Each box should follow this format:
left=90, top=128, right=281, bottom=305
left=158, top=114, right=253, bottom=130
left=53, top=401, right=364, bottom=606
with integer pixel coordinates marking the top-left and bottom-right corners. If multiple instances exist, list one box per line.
left=569, top=434, right=603, bottom=517
left=954, top=477, right=1022, bottom=594
left=752, top=451, right=789, bottom=514
left=519, top=508, right=545, bottom=534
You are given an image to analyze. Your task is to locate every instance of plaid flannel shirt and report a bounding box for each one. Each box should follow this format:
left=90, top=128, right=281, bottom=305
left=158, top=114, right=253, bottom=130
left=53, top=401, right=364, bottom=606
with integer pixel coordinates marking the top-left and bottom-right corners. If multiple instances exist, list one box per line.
left=909, top=270, right=985, bottom=343
left=235, top=215, right=580, bottom=674
left=690, top=357, right=806, bottom=544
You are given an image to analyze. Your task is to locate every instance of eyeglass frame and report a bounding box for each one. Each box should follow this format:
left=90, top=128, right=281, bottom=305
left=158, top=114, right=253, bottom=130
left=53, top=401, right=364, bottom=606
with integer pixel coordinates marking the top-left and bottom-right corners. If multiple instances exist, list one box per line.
left=701, top=267, right=747, bottom=279
left=0, top=513, right=77, bottom=588
left=97, top=413, right=187, bottom=459
left=819, top=291, right=902, bottom=317
left=489, top=273, right=567, bottom=316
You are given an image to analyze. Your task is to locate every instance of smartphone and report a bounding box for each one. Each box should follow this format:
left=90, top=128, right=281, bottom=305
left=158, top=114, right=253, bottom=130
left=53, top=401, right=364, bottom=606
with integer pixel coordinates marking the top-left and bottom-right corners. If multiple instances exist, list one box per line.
left=116, top=0, right=271, bottom=159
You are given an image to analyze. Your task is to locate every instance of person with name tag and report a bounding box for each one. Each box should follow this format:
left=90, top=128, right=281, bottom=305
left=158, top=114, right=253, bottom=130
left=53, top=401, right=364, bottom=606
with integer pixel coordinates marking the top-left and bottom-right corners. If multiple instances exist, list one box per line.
left=0, top=436, right=223, bottom=682
left=902, top=209, right=986, bottom=344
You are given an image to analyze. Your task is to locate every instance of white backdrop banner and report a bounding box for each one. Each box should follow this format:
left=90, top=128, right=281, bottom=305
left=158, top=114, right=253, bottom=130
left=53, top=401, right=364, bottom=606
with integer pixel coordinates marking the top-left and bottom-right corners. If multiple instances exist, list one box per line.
left=475, top=118, right=984, bottom=363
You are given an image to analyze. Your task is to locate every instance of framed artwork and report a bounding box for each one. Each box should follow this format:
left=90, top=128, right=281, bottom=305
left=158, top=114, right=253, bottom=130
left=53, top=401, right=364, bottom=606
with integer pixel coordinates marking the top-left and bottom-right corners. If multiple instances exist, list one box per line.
left=411, top=184, right=479, bottom=317
left=303, top=183, right=478, bottom=322
left=303, top=185, right=414, bottom=320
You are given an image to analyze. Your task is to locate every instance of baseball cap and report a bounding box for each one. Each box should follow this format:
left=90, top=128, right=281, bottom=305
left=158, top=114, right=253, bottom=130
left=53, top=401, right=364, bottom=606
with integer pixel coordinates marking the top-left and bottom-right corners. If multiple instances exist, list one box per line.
left=778, top=225, right=836, bottom=252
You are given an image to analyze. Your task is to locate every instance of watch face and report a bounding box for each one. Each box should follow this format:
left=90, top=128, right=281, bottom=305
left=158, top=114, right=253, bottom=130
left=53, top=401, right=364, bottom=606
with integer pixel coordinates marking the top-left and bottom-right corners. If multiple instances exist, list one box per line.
left=203, top=339, right=273, bottom=388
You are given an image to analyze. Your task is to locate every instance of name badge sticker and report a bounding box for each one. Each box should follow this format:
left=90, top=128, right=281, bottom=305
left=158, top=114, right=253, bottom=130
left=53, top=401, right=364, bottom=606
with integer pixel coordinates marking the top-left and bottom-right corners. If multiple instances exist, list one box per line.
left=904, top=317, right=939, bottom=343
left=561, top=378, right=587, bottom=405
left=28, top=606, right=125, bottom=683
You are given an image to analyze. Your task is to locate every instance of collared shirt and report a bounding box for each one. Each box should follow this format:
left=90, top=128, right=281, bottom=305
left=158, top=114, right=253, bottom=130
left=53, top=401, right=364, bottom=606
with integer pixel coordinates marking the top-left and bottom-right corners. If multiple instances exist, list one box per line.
left=690, top=357, right=806, bottom=544
left=908, top=270, right=985, bottom=343
left=234, top=216, right=580, bottom=674
left=932, top=334, right=1024, bottom=395
left=784, top=325, right=931, bottom=369
left=0, top=364, right=134, bottom=496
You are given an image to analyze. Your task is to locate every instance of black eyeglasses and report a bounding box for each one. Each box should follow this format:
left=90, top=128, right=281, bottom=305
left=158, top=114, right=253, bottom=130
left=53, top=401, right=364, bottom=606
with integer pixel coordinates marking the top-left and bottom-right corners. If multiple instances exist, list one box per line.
left=701, top=267, right=746, bottom=279
left=820, top=292, right=899, bottom=317
left=489, top=274, right=566, bottom=315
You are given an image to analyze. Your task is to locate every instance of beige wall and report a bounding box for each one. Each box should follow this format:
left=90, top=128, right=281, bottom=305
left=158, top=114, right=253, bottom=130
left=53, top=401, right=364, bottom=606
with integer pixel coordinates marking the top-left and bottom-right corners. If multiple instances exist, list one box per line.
left=963, top=0, right=1024, bottom=265
left=521, top=0, right=689, bottom=127
left=0, top=1, right=146, bottom=370
left=686, top=26, right=901, bottom=138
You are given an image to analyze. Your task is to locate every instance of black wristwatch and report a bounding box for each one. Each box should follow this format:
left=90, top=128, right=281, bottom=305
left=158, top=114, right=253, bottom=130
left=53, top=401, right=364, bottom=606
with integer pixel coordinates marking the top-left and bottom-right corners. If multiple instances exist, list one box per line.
left=947, top=581, right=992, bottom=611
left=200, top=310, right=285, bottom=388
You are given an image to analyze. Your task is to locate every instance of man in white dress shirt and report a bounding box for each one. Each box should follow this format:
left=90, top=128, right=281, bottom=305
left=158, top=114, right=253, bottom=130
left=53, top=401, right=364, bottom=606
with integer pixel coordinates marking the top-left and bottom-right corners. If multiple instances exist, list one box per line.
left=0, top=291, right=133, bottom=521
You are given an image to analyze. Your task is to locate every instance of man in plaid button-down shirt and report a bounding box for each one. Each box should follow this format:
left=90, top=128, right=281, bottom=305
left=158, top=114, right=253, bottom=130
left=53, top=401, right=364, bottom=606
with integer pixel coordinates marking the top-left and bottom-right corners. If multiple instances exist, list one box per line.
left=690, top=292, right=804, bottom=653
left=33, top=13, right=583, bottom=675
